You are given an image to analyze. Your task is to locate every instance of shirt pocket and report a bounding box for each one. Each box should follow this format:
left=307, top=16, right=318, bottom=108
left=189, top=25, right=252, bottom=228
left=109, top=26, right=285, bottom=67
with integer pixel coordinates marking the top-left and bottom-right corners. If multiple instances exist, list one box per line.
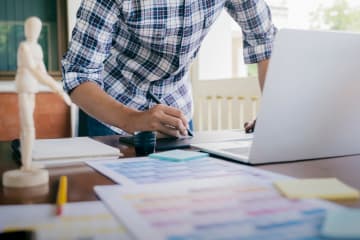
left=123, top=3, right=167, bottom=43
left=127, top=21, right=167, bottom=43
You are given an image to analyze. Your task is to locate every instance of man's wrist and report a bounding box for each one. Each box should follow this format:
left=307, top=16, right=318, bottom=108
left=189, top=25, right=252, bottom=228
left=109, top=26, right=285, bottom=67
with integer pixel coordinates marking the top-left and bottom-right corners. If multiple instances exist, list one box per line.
left=116, top=105, right=140, bottom=134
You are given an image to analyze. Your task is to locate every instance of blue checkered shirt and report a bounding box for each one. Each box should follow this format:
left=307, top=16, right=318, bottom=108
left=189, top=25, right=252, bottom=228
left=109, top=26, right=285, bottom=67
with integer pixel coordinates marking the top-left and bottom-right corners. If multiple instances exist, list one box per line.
left=62, top=0, right=277, bottom=134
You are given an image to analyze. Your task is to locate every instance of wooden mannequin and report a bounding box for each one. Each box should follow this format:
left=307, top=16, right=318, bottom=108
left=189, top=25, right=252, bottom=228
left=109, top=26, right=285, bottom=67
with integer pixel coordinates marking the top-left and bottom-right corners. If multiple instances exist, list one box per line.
left=3, top=17, right=71, bottom=187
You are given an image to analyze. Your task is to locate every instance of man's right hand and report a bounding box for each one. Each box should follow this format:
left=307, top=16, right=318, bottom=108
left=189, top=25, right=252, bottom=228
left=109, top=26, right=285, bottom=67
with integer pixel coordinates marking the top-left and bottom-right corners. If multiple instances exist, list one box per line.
left=126, top=104, right=189, bottom=137
left=70, top=82, right=189, bottom=137
left=244, top=119, right=256, bottom=133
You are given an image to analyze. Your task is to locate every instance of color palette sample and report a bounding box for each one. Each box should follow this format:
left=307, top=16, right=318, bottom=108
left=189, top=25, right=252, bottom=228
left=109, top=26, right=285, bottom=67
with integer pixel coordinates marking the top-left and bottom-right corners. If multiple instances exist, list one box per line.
left=96, top=178, right=338, bottom=240
left=149, top=150, right=209, bottom=162
left=87, top=156, right=278, bottom=186
left=321, top=209, right=360, bottom=239
left=0, top=201, right=131, bottom=240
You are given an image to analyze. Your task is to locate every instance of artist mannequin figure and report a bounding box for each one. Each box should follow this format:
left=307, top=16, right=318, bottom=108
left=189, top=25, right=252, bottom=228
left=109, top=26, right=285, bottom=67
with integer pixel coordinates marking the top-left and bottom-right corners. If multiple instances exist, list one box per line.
left=3, top=17, right=71, bottom=187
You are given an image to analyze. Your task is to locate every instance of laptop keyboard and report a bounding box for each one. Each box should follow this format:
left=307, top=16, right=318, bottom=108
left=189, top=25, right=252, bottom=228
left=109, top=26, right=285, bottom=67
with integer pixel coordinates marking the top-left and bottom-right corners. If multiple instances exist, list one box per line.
left=222, top=147, right=251, bottom=156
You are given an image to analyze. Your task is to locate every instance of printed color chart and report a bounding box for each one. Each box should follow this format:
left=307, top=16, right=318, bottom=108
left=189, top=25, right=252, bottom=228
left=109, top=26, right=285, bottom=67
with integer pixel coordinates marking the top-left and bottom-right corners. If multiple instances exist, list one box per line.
left=0, top=201, right=131, bottom=240
left=96, top=178, right=337, bottom=240
left=87, top=156, right=280, bottom=186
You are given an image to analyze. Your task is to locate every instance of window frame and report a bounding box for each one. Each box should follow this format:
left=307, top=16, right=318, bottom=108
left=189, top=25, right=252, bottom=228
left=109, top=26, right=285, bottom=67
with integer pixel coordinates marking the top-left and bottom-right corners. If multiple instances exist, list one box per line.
left=0, top=0, right=68, bottom=81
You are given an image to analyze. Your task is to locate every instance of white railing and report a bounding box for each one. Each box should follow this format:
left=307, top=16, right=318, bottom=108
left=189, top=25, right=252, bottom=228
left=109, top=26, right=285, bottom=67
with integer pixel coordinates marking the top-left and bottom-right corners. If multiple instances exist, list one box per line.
left=192, top=77, right=261, bottom=131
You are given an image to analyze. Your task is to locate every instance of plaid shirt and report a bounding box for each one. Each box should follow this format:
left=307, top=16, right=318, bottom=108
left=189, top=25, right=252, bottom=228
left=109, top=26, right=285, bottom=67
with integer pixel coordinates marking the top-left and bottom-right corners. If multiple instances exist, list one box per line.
left=62, top=0, right=277, bottom=134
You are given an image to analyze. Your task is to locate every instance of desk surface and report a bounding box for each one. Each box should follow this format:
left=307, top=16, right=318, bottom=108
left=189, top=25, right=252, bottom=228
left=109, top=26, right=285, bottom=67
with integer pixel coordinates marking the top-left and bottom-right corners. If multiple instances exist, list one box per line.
left=1, top=132, right=359, bottom=207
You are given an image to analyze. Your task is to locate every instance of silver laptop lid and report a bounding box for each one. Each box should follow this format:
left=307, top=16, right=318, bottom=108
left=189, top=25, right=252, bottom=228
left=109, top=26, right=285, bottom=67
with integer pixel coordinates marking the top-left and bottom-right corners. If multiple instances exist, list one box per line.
left=250, top=29, right=360, bottom=164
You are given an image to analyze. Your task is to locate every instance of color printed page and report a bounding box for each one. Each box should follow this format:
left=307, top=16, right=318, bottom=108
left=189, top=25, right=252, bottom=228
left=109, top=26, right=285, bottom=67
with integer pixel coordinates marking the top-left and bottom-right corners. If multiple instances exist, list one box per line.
left=95, top=177, right=338, bottom=240
left=87, top=156, right=285, bottom=186
left=0, top=201, right=132, bottom=240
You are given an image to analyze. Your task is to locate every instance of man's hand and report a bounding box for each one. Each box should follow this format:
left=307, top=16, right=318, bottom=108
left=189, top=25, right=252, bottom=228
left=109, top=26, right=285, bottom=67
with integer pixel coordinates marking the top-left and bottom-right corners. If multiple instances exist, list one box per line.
left=244, top=59, right=268, bottom=134
left=244, top=119, right=256, bottom=133
left=126, top=104, right=189, bottom=137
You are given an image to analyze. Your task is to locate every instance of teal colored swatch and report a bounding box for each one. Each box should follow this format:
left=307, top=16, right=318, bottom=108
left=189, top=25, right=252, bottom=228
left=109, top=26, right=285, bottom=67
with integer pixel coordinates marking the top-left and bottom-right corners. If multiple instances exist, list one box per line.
left=149, top=150, right=209, bottom=162
left=321, top=209, right=360, bottom=239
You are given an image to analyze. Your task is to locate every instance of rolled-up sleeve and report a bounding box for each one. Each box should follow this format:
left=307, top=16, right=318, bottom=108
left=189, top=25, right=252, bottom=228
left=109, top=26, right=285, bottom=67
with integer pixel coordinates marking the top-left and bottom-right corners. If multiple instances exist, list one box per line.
left=62, top=0, right=120, bottom=93
left=225, top=0, right=277, bottom=64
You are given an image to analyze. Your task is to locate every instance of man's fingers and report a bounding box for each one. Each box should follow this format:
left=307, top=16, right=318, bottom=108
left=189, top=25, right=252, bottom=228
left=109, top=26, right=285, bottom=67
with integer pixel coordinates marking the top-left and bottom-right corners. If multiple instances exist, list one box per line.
left=244, top=120, right=256, bottom=133
left=157, top=124, right=181, bottom=138
left=150, top=105, right=188, bottom=134
left=163, top=106, right=189, bottom=128
left=159, top=115, right=187, bottom=136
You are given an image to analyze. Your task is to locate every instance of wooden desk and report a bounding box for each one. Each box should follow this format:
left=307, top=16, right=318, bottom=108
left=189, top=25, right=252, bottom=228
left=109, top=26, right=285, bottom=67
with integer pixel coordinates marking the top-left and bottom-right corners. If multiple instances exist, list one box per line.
left=1, top=133, right=360, bottom=208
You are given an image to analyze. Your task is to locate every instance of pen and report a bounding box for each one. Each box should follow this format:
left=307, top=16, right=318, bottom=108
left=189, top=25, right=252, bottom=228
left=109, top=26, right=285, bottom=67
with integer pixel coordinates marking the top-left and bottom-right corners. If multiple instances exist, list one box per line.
left=56, top=175, right=68, bottom=216
left=148, top=92, right=194, bottom=137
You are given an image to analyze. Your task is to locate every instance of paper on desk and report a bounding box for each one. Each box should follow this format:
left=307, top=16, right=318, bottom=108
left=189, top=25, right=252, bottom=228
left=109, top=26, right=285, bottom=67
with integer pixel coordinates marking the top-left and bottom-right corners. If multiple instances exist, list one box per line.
left=0, top=201, right=131, bottom=240
left=274, top=178, right=360, bottom=200
left=31, top=137, right=121, bottom=166
left=95, top=176, right=339, bottom=240
left=87, top=155, right=286, bottom=186
left=321, top=209, right=360, bottom=239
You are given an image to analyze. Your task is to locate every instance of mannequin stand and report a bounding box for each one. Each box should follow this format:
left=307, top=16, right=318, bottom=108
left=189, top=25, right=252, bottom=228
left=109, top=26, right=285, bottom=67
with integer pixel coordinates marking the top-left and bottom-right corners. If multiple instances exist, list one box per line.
left=3, top=168, right=48, bottom=188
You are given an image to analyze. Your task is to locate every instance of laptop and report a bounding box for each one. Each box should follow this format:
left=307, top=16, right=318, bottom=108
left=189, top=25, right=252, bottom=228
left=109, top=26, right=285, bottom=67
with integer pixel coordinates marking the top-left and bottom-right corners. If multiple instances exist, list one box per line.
left=192, top=29, right=360, bottom=164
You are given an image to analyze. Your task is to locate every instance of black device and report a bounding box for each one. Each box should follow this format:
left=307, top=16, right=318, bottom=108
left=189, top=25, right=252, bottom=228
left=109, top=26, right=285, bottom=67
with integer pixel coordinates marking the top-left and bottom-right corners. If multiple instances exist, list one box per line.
left=133, top=131, right=157, bottom=156
left=10, top=139, right=21, bottom=165
left=119, top=135, right=192, bottom=151
left=0, top=230, right=35, bottom=240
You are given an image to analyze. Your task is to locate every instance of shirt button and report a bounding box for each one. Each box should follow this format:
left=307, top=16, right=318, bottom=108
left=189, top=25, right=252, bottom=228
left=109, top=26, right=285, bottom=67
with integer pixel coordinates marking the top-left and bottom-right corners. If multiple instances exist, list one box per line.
left=184, top=26, right=192, bottom=36
left=204, top=17, right=212, bottom=27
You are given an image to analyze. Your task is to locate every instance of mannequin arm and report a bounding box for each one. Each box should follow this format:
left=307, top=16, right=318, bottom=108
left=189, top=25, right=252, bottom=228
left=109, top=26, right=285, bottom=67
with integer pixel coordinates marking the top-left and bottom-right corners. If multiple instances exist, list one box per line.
left=22, top=45, right=71, bottom=105
left=29, top=68, right=71, bottom=105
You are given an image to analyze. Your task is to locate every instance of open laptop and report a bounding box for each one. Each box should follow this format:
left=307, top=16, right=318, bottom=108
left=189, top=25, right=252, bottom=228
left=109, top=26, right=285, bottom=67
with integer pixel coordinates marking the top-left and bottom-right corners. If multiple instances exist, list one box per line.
left=192, top=29, right=360, bottom=164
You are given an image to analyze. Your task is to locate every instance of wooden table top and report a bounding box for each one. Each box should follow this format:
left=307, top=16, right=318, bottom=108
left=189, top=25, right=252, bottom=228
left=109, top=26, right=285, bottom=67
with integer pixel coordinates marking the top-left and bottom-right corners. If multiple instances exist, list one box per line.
left=1, top=133, right=359, bottom=207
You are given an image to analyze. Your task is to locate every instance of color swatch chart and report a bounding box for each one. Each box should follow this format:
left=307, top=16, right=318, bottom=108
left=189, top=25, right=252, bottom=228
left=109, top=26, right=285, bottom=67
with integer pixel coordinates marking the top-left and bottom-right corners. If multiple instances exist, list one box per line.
left=95, top=178, right=338, bottom=240
left=87, top=156, right=281, bottom=186
left=0, top=201, right=131, bottom=240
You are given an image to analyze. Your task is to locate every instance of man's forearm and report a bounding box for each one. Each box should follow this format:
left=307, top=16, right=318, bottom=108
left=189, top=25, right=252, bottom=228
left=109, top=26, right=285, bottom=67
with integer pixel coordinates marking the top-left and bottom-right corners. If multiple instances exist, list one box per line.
left=70, top=82, right=135, bottom=132
left=257, top=59, right=270, bottom=92
left=70, top=81, right=189, bottom=136
left=244, top=59, right=270, bottom=133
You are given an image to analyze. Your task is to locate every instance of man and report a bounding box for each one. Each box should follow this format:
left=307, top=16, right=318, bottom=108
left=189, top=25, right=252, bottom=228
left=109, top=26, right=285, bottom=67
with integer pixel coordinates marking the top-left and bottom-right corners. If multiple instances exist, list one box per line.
left=62, top=0, right=277, bottom=137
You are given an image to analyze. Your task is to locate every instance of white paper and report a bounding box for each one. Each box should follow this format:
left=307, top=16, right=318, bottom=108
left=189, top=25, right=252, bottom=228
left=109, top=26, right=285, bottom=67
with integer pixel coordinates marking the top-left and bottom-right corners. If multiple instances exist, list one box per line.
left=30, top=137, right=121, bottom=166
left=94, top=169, right=339, bottom=240
left=0, top=201, right=132, bottom=240
left=87, top=156, right=286, bottom=186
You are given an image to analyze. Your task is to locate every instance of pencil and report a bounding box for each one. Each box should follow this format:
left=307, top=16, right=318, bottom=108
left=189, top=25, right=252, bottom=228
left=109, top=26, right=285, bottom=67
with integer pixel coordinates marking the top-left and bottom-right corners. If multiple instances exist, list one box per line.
left=148, top=92, right=194, bottom=137
left=56, top=175, right=68, bottom=216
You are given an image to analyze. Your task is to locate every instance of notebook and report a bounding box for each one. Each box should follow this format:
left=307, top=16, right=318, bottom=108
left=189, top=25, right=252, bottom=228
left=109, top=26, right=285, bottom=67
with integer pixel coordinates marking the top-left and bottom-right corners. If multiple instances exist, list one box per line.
left=12, top=137, right=121, bottom=166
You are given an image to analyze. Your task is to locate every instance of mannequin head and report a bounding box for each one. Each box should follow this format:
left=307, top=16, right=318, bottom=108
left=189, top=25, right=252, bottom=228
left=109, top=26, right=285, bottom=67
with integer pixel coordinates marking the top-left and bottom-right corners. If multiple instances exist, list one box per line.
left=24, top=17, right=42, bottom=42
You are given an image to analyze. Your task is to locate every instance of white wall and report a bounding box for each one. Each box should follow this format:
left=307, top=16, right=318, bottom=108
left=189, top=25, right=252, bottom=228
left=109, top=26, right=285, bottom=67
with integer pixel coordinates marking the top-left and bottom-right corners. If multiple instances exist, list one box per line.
left=66, top=0, right=82, bottom=136
left=198, top=11, right=233, bottom=81
left=67, top=0, right=82, bottom=40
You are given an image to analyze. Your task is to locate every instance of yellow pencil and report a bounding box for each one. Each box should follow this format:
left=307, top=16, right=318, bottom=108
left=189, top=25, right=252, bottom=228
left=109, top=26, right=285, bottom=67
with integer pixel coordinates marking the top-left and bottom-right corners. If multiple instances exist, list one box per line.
left=56, top=175, right=68, bottom=216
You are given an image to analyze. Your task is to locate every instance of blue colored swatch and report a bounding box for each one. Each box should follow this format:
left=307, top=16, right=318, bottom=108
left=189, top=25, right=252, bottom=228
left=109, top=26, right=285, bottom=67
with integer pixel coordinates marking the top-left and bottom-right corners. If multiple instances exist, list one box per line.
left=149, top=150, right=209, bottom=162
left=321, top=209, right=360, bottom=239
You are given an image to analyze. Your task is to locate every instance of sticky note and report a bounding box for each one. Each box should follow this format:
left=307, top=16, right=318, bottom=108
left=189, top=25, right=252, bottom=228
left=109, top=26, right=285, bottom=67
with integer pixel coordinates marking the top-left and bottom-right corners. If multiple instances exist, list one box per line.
left=321, top=209, right=360, bottom=239
left=273, top=178, right=360, bottom=200
left=149, top=150, right=209, bottom=161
